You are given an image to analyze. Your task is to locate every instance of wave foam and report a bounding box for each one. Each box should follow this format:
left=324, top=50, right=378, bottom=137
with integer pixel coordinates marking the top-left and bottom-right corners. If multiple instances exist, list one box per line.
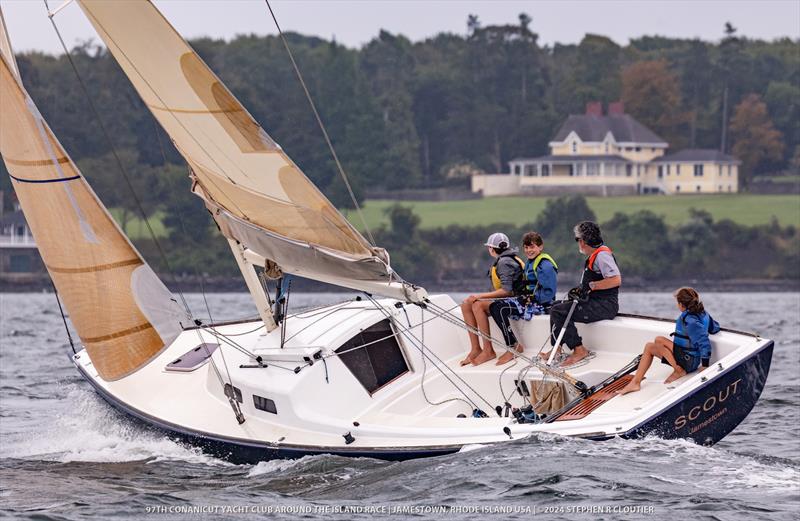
left=6, top=385, right=228, bottom=466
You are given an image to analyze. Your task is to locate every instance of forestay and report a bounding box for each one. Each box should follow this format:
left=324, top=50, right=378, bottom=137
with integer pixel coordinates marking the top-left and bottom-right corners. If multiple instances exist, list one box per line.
left=76, top=0, right=414, bottom=298
left=0, top=12, right=186, bottom=381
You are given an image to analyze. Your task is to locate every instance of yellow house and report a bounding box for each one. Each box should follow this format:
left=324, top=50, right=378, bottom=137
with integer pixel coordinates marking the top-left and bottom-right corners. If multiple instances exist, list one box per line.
left=651, top=149, right=739, bottom=194
left=471, top=102, right=741, bottom=196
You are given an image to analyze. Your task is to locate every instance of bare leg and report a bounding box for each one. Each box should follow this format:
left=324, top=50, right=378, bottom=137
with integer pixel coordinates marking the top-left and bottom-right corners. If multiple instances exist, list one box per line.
left=497, top=343, right=524, bottom=365
left=656, top=336, right=686, bottom=383
left=617, top=340, right=674, bottom=395
left=471, top=300, right=497, bottom=365
left=459, top=300, right=481, bottom=366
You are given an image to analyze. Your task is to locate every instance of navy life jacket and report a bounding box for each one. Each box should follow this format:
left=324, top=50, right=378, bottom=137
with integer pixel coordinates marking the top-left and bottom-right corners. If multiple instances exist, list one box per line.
left=672, top=311, right=718, bottom=356
left=580, top=245, right=618, bottom=300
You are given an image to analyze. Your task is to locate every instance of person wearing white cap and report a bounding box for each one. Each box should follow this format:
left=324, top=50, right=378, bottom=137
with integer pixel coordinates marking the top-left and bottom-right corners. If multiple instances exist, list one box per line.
left=459, top=232, right=525, bottom=366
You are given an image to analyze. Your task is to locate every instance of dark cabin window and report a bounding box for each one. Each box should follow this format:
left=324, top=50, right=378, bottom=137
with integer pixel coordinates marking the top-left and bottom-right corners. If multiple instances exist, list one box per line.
left=253, top=395, right=277, bottom=414
left=336, top=319, right=409, bottom=395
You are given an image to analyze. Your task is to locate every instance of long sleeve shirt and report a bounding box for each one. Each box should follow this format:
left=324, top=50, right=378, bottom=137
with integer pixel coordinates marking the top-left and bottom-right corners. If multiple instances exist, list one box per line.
left=680, top=311, right=721, bottom=367
left=532, top=259, right=557, bottom=305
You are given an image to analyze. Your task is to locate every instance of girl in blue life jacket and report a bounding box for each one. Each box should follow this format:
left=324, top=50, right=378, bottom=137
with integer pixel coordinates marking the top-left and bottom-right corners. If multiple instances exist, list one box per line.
left=617, top=287, right=720, bottom=396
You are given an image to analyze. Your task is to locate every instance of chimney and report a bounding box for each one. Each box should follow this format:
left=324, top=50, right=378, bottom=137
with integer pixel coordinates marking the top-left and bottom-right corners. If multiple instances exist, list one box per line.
left=585, top=101, right=603, bottom=116
left=608, top=101, right=625, bottom=115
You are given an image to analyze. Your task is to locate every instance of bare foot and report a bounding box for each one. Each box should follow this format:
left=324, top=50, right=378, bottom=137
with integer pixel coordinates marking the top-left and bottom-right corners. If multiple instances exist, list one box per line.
left=539, top=347, right=560, bottom=362
left=664, top=368, right=687, bottom=383
left=562, top=346, right=589, bottom=366
left=616, top=381, right=641, bottom=395
left=471, top=350, right=497, bottom=366
left=459, top=350, right=480, bottom=366
left=496, top=345, right=523, bottom=365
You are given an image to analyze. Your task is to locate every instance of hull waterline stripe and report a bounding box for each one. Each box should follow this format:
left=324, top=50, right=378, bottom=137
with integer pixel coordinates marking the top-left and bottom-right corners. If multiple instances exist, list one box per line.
left=9, top=173, right=80, bottom=184
left=5, top=156, right=70, bottom=167
left=72, top=358, right=462, bottom=462
left=80, top=322, right=154, bottom=344
left=46, top=258, right=143, bottom=274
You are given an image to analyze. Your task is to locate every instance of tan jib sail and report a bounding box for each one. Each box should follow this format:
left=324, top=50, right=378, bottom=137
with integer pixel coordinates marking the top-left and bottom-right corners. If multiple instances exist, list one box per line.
left=0, top=16, right=186, bottom=381
left=76, top=0, right=399, bottom=290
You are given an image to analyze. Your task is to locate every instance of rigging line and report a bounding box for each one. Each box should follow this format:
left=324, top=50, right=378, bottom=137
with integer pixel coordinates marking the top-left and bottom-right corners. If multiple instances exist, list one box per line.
left=417, top=305, right=474, bottom=412
left=281, top=300, right=359, bottom=343
left=150, top=116, right=216, bottom=324
left=43, top=1, right=192, bottom=318
left=363, top=295, right=494, bottom=412
left=49, top=279, right=76, bottom=354
left=151, top=123, right=247, bottom=417
left=263, top=0, right=376, bottom=247
left=46, top=4, right=241, bottom=422
left=200, top=323, right=303, bottom=372
left=498, top=357, right=520, bottom=406
left=73, top=10, right=252, bottom=220
left=424, top=298, right=581, bottom=389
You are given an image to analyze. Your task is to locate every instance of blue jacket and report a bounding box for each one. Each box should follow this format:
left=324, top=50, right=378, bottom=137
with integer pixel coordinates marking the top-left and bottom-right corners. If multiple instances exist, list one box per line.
left=673, top=310, right=720, bottom=367
left=523, top=257, right=557, bottom=305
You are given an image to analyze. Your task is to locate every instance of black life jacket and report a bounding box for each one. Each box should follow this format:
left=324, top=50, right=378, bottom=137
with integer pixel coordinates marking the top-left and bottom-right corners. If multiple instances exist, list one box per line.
left=580, top=245, right=618, bottom=300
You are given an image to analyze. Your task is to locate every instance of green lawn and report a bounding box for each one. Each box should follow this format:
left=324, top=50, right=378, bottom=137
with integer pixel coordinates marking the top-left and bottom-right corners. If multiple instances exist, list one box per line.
left=346, top=194, right=800, bottom=230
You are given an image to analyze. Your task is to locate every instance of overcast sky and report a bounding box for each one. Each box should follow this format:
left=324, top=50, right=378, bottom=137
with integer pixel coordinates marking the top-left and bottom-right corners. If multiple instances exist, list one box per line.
left=2, top=0, right=799, bottom=55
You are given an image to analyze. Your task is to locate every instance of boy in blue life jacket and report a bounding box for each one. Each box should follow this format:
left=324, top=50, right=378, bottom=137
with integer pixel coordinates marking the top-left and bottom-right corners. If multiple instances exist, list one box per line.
left=460, top=232, right=525, bottom=366
left=489, top=231, right=558, bottom=365
left=617, top=287, right=720, bottom=395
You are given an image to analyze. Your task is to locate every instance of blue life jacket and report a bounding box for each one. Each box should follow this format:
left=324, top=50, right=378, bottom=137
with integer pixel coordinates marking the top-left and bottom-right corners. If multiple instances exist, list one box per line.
left=672, top=311, right=719, bottom=356
left=522, top=253, right=558, bottom=293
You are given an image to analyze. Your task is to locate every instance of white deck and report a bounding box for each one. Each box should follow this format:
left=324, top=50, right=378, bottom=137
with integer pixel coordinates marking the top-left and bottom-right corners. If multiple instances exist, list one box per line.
left=74, top=294, right=769, bottom=451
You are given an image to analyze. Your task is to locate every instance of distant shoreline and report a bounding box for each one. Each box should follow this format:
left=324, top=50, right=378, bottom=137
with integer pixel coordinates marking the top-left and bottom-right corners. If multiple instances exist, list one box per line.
left=2, top=276, right=798, bottom=294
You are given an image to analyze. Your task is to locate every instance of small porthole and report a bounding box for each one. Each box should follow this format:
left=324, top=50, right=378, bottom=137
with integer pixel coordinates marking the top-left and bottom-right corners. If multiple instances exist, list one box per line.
left=253, top=395, right=277, bottom=414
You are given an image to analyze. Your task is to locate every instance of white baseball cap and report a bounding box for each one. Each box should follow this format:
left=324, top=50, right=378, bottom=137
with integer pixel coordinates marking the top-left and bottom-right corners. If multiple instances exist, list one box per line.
left=484, top=232, right=509, bottom=249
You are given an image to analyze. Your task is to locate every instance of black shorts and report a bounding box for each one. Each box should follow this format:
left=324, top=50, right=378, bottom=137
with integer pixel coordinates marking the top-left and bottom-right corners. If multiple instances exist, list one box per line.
left=661, top=344, right=701, bottom=373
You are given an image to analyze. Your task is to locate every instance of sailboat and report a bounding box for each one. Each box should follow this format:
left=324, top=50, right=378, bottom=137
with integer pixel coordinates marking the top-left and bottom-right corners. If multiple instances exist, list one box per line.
left=1, top=1, right=773, bottom=462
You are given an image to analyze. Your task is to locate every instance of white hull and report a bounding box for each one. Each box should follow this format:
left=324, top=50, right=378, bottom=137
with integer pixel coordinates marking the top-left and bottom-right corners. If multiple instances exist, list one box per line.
left=73, top=295, right=773, bottom=461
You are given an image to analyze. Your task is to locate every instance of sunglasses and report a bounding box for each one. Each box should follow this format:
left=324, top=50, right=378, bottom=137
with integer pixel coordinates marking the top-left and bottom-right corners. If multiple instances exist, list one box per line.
left=574, top=237, right=582, bottom=242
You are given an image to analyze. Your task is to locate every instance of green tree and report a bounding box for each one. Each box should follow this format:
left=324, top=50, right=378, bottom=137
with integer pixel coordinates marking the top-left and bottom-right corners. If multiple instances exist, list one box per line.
left=730, top=94, right=785, bottom=187
left=602, top=211, right=674, bottom=278
left=622, top=60, right=688, bottom=148
left=376, top=205, right=439, bottom=282
left=534, top=195, right=597, bottom=273
left=764, top=81, right=800, bottom=166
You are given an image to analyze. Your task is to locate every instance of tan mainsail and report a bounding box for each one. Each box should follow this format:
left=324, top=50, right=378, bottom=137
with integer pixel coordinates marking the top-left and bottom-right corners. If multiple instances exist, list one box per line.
left=77, top=0, right=395, bottom=287
left=0, top=22, right=185, bottom=381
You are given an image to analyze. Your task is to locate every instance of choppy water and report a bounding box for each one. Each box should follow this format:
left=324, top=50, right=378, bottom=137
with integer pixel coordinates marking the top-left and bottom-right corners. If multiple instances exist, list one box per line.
left=1, top=292, right=798, bottom=520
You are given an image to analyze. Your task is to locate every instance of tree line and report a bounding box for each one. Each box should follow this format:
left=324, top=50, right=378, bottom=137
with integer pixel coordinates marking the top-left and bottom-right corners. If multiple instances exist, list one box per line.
left=0, top=18, right=797, bottom=284
left=375, top=196, right=799, bottom=285
left=2, top=17, right=798, bottom=210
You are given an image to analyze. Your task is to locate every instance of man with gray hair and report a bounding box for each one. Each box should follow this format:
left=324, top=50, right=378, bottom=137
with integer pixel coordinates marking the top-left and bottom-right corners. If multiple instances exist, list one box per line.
left=543, top=221, right=621, bottom=365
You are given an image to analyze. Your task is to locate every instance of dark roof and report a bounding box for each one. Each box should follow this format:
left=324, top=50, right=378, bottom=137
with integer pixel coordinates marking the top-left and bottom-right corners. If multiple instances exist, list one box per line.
left=511, top=154, right=630, bottom=163
left=0, top=210, right=28, bottom=227
left=552, top=114, right=666, bottom=144
left=653, top=149, right=740, bottom=163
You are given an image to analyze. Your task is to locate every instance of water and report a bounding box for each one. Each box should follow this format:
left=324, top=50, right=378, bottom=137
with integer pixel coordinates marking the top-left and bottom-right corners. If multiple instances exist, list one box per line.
left=1, top=292, right=798, bottom=520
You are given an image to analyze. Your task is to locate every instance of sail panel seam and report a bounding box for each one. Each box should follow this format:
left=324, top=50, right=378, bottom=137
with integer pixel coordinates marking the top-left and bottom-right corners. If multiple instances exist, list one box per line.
left=47, top=258, right=143, bottom=273
left=80, top=321, right=154, bottom=343
left=5, top=156, right=70, bottom=166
